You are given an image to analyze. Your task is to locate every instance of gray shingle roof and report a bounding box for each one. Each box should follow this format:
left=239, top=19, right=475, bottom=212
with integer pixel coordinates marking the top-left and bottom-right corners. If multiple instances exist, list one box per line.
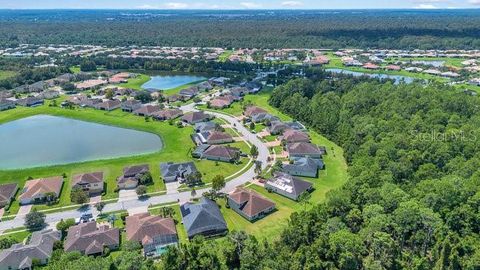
left=180, top=197, right=227, bottom=238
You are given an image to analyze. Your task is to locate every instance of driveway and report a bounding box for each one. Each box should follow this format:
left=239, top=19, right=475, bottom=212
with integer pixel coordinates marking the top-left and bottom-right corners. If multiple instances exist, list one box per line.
left=90, top=195, right=102, bottom=204
left=165, top=182, right=180, bottom=194
left=118, top=189, right=138, bottom=202
left=16, top=205, right=32, bottom=218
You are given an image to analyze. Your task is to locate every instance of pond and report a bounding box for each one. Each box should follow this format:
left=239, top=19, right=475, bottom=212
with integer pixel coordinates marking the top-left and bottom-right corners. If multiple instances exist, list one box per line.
left=141, top=75, right=207, bottom=91
left=326, top=68, right=415, bottom=84
left=0, top=115, right=163, bottom=170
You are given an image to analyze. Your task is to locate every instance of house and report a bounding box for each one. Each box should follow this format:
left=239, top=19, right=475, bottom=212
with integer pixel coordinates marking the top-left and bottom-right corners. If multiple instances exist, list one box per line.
left=201, top=145, right=241, bottom=163
left=39, top=90, right=60, bottom=100
left=282, top=157, right=324, bottom=178
left=19, top=176, right=63, bottom=205
left=245, top=82, right=262, bottom=93
left=133, top=105, right=161, bottom=117
left=0, top=99, right=15, bottom=111
left=228, top=87, right=248, bottom=99
left=72, top=172, right=104, bottom=196
left=0, top=183, right=18, bottom=208
left=363, top=63, right=379, bottom=70
left=267, top=121, right=290, bottom=135
left=180, top=197, right=228, bottom=239
left=64, top=221, right=120, bottom=256
left=151, top=108, right=183, bottom=121
left=179, top=87, right=199, bottom=99
left=121, top=99, right=142, bottom=112
left=0, top=230, right=61, bottom=270
left=95, top=99, right=121, bottom=111
left=286, top=142, right=325, bottom=159
left=244, top=106, right=267, bottom=118
left=251, top=113, right=279, bottom=124
left=385, top=65, right=401, bottom=71
left=194, top=121, right=217, bottom=133
left=126, top=213, right=178, bottom=257
left=197, top=81, right=213, bottom=91
left=117, top=164, right=149, bottom=189
left=285, top=121, right=306, bottom=131
left=182, top=111, right=213, bottom=124
left=16, top=97, right=44, bottom=107
left=75, top=79, right=107, bottom=91
left=160, top=162, right=198, bottom=183
left=209, top=77, right=230, bottom=86
left=265, top=172, right=313, bottom=201
left=210, top=95, right=235, bottom=109
left=193, top=131, right=233, bottom=145
left=191, top=144, right=210, bottom=159
left=280, top=129, right=310, bottom=143
left=228, top=188, right=275, bottom=221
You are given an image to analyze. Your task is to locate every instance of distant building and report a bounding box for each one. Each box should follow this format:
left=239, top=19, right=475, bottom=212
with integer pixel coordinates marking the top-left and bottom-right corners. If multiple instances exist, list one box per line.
left=16, top=97, right=44, bottom=107
left=180, top=197, right=228, bottom=239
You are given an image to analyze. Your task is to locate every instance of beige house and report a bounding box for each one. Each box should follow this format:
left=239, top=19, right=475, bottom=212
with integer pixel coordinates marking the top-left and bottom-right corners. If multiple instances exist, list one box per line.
left=72, top=172, right=104, bottom=195
left=19, top=177, right=63, bottom=205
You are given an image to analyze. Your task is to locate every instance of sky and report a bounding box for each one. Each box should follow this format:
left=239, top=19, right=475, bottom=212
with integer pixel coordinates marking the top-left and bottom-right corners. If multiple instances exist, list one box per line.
left=0, top=0, right=479, bottom=10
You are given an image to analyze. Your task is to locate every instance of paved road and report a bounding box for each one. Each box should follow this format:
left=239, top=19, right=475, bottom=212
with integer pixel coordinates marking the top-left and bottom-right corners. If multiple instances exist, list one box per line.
left=0, top=103, right=269, bottom=232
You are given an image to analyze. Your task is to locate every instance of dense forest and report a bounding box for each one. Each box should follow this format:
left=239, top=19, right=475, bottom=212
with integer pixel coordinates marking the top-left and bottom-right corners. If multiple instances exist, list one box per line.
left=1, top=10, right=480, bottom=49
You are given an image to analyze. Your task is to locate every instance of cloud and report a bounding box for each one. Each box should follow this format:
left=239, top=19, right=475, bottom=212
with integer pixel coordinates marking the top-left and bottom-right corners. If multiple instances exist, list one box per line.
left=469, top=0, right=480, bottom=4
left=414, top=4, right=438, bottom=8
left=240, top=2, right=262, bottom=9
left=164, top=2, right=188, bottom=9
left=281, top=1, right=304, bottom=7
left=137, top=4, right=157, bottom=9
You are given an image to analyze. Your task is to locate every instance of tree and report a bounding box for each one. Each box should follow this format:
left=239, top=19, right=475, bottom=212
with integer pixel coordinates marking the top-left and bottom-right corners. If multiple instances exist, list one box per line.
left=254, top=161, right=262, bottom=176
left=271, top=160, right=283, bottom=173
left=185, top=171, right=203, bottom=186
left=212, top=175, right=226, bottom=192
left=122, top=240, right=142, bottom=251
left=105, top=88, right=114, bottom=99
left=25, top=209, right=46, bottom=230
left=297, top=191, right=312, bottom=211
left=134, top=91, right=153, bottom=103
left=56, top=218, right=76, bottom=234
left=249, top=122, right=255, bottom=130
left=71, top=187, right=89, bottom=205
left=138, top=172, right=153, bottom=185
left=191, top=187, right=197, bottom=197
left=250, top=145, right=258, bottom=157
left=79, top=60, right=97, bottom=72
left=0, top=237, right=17, bottom=249
left=136, top=185, right=147, bottom=197
left=95, top=202, right=106, bottom=214
left=45, top=191, right=57, bottom=204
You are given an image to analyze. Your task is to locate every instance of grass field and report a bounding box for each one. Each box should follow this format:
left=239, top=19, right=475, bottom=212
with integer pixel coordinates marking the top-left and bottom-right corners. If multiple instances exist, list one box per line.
left=117, top=74, right=151, bottom=89
left=0, top=99, right=248, bottom=217
left=0, top=70, right=17, bottom=80
left=218, top=50, right=234, bottom=62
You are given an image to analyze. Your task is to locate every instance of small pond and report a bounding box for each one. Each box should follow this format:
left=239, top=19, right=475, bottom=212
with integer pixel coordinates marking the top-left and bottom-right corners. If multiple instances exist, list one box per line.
left=326, top=68, right=415, bottom=84
left=0, top=115, right=163, bottom=169
left=141, top=75, right=207, bottom=91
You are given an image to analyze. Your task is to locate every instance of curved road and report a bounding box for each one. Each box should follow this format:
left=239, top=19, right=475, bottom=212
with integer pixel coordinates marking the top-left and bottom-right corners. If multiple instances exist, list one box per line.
left=0, top=102, right=270, bottom=232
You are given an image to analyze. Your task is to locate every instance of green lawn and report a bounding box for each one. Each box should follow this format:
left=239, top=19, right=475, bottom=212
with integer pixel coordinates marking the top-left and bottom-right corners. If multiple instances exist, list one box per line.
left=0, top=70, right=17, bottom=80
left=0, top=230, right=31, bottom=243
left=117, top=74, right=151, bottom=90
left=0, top=99, right=246, bottom=216
left=218, top=50, right=234, bottom=62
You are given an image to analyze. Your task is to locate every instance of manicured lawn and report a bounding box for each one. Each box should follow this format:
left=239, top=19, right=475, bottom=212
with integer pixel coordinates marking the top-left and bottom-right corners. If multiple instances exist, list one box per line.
left=69, top=66, right=81, bottom=74
left=117, top=74, right=150, bottom=90
left=0, top=70, right=17, bottom=80
left=0, top=230, right=31, bottom=243
left=0, top=99, right=247, bottom=216
left=218, top=50, right=234, bottom=62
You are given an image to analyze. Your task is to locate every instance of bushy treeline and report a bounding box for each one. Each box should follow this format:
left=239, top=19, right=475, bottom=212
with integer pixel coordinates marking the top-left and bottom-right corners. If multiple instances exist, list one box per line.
left=2, top=10, right=480, bottom=49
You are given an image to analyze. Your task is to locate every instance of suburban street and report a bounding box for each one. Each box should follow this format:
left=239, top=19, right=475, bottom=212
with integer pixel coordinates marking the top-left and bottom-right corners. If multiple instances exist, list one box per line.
left=0, top=103, right=270, bottom=232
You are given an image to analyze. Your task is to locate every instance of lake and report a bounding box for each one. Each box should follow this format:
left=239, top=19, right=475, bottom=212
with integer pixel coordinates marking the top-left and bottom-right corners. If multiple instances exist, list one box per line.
left=0, top=115, right=163, bottom=170
left=141, top=75, right=206, bottom=91
left=326, top=68, right=415, bottom=84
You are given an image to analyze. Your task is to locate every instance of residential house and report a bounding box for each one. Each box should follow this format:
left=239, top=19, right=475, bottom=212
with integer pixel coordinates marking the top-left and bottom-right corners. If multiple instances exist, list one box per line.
left=245, top=81, right=262, bottom=93
left=197, top=81, right=213, bottom=91
left=133, top=105, right=161, bottom=117
left=16, top=97, right=44, bottom=107
left=182, top=111, right=213, bottom=124
left=282, top=157, right=324, bottom=178
left=286, top=142, right=325, bottom=159
left=95, top=99, right=121, bottom=111
left=228, top=188, right=275, bottom=221
left=199, top=145, right=241, bottom=163
left=363, top=63, right=379, bottom=69
left=280, top=129, right=310, bottom=143
left=210, top=95, right=235, bottom=109
left=251, top=113, right=279, bottom=124
left=121, top=99, right=142, bottom=112
left=265, top=172, right=313, bottom=201
left=0, top=230, right=61, bottom=270
left=39, top=90, right=60, bottom=100
left=179, top=87, right=199, bottom=99
left=75, top=79, right=107, bottom=91
left=19, top=176, right=63, bottom=205
left=0, top=183, right=18, bottom=208
left=385, top=65, right=401, bottom=71
left=244, top=106, right=267, bottom=118
left=117, top=164, right=149, bottom=189
left=0, top=99, right=15, bottom=111
left=160, top=162, right=198, bottom=183
left=151, top=108, right=183, bottom=121
left=126, top=213, right=178, bottom=257
left=209, top=77, right=230, bottom=86
left=180, top=197, right=228, bottom=239
left=193, top=131, right=233, bottom=145
left=64, top=221, right=120, bottom=256
left=267, top=121, right=290, bottom=135
left=72, top=172, right=104, bottom=196
left=194, top=121, right=217, bottom=133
